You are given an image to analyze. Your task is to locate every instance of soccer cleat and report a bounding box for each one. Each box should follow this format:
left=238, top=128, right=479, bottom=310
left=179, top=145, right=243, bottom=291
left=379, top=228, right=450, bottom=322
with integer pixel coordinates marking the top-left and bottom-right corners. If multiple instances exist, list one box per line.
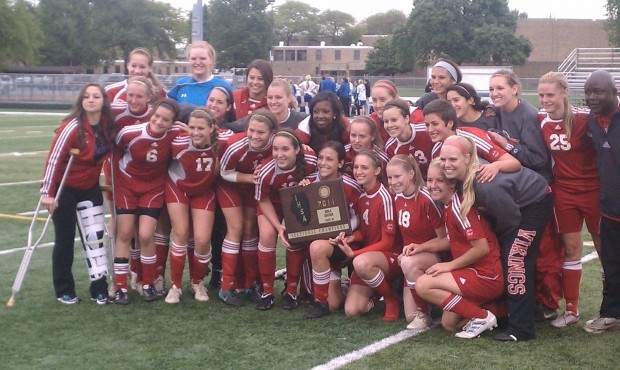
left=282, top=293, right=299, bottom=310
left=245, top=285, right=262, bottom=304
left=306, top=301, right=331, bottom=319
left=492, top=332, right=520, bottom=341
left=535, top=303, right=558, bottom=322
left=191, top=282, right=209, bottom=302
left=114, top=289, right=131, bottom=305
left=57, top=294, right=80, bottom=305
left=455, top=311, right=497, bottom=339
left=218, top=288, right=244, bottom=307
left=256, top=293, right=275, bottom=311
left=142, top=284, right=158, bottom=302
left=90, top=293, right=109, bottom=305
left=583, top=316, right=620, bottom=334
left=406, top=312, right=432, bottom=334
left=208, top=269, right=222, bottom=291
left=551, top=311, right=579, bottom=328
left=165, top=285, right=182, bottom=304
left=154, top=275, right=167, bottom=297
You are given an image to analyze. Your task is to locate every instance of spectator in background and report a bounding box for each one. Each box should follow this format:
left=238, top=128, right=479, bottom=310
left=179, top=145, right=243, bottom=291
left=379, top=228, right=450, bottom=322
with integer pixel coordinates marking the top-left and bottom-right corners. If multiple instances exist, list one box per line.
left=364, top=79, right=372, bottom=114
left=299, top=75, right=318, bottom=114
left=338, top=77, right=351, bottom=117
left=319, top=75, right=337, bottom=93
left=356, top=80, right=367, bottom=116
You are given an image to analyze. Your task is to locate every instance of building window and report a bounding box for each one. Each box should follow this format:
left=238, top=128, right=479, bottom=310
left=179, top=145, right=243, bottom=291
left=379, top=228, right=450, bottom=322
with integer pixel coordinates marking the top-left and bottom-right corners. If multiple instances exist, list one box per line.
left=297, top=50, right=307, bottom=61
left=354, top=50, right=360, bottom=61
left=335, top=50, right=341, bottom=61
left=285, top=50, right=296, bottom=61
left=316, top=50, right=322, bottom=61
left=274, top=50, right=284, bottom=61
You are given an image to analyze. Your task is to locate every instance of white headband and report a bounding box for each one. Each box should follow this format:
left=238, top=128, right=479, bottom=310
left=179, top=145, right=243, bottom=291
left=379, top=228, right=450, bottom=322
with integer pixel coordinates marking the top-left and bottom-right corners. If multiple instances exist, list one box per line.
left=433, top=61, right=458, bottom=82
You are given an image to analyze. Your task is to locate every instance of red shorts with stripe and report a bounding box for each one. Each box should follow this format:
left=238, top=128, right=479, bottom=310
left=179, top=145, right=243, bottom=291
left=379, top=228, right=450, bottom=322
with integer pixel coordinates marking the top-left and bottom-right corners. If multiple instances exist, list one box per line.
left=115, top=180, right=164, bottom=210
left=350, top=251, right=402, bottom=286
left=552, top=184, right=601, bottom=234
left=165, top=180, right=216, bottom=212
left=216, top=181, right=256, bottom=209
left=451, top=267, right=504, bottom=304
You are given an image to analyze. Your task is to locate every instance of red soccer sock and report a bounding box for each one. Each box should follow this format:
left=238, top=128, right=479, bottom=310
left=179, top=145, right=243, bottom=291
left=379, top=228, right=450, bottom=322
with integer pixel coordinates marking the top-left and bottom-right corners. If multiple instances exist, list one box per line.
left=406, top=278, right=429, bottom=315
left=168, top=242, right=186, bottom=289
left=130, top=246, right=142, bottom=283
left=221, top=239, right=240, bottom=290
left=285, top=249, right=305, bottom=296
left=154, top=233, right=170, bottom=279
left=114, top=258, right=129, bottom=291
left=242, top=238, right=259, bottom=288
left=312, top=268, right=331, bottom=304
left=258, top=243, right=277, bottom=295
left=187, top=238, right=195, bottom=276
left=562, top=261, right=582, bottom=313
left=363, top=270, right=399, bottom=321
left=190, top=251, right=212, bottom=285
left=441, top=293, right=486, bottom=320
left=140, top=254, right=157, bottom=286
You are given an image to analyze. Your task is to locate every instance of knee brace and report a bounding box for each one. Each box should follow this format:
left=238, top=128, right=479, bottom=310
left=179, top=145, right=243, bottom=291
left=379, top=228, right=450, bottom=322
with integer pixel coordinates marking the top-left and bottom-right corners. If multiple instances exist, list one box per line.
left=76, top=200, right=108, bottom=281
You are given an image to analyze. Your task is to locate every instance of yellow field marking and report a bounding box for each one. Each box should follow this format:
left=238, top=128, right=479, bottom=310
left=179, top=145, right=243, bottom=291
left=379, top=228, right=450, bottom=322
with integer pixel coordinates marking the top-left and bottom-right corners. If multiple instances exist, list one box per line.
left=0, top=213, right=47, bottom=222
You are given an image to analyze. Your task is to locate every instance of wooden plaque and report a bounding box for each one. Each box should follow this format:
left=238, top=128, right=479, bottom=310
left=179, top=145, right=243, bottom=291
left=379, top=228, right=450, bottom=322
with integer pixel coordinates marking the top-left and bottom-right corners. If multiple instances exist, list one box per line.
left=279, top=178, right=351, bottom=245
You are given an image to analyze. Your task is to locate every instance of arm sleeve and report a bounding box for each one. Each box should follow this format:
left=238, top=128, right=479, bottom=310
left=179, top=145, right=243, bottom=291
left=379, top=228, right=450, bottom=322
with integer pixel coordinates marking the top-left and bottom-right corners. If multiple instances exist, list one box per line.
left=353, top=228, right=395, bottom=257
left=41, top=122, right=75, bottom=197
left=504, top=108, right=549, bottom=172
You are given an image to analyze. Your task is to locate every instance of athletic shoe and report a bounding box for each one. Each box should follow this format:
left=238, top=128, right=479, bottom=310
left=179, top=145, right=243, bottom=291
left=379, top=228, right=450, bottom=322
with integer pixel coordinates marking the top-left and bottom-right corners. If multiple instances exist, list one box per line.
left=208, top=269, right=222, bottom=291
left=218, top=288, right=244, bottom=307
left=142, top=284, right=158, bottom=302
left=90, top=293, right=109, bottom=305
left=551, top=311, right=579, bottom=328
left=455, top=311, right=497, bottom=339
left=406, top=312, right=432, bottom=334
left=114, top=289, right=130, bottom=305
left=535, top=303, right=558, bottom=322
left=191, top=282, right=209, bottom=302
left=245, top=285, right=262, bottom=304
left=492, top=332, right=522, bottom=341
left=583, top=316, right=620, bottom=334
left=306, top=301, right=331, bottom=319
left=165, top=285, right=182, bottom=304
left=282, top=293, right=299, bottom=310
left=274, top=268, right=287, bottom=280
left=154, top=275, right=167, bottom=297
left=256, top=293, right=275, bottom=311
left=57, top=294, right=80, bottom=305
left=129, top=271, right=139, bottom=291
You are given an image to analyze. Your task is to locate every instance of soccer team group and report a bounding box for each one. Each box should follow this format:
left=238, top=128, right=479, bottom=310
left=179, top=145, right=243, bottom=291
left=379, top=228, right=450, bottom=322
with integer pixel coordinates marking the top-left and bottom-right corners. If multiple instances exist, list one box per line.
left=38, top=40, right=620, bottom=342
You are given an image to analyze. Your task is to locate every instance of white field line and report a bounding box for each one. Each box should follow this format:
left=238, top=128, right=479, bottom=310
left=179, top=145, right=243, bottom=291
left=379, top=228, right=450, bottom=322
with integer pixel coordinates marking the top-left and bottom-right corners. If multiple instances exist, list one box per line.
left=0, top=135, right=53, bottom=140
left=312, top=245, right=599, bottom=370
left=0, top=112, right=66, bottom=116
left=0, top=179, right=41, bottom=187
left=0, top=151, right=47, bottom=158
left=0, top=238, right=80, bottom=256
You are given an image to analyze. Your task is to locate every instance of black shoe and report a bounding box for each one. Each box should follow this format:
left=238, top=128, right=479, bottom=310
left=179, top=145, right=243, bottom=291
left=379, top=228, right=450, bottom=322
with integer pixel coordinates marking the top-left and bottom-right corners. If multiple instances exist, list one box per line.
left=218, top=288, right=244, bottom=307
left=245, top=285, right=262, bottom=304
left=492, top=331, right=534, bottom=342
left=114, top=289, right=131, bottom=305
left=90, top=293, right=109, bottom=305
left=282, top=293, right=299, bottom=310
left=142, top=284, right=158, bottom=302
left=306, top=301, right=331, bottom=319
left=535, top=303, right=558, bottom=322
left=208, top=269, right=222, bottom=291
left=256, top=294, right=275, bottom=311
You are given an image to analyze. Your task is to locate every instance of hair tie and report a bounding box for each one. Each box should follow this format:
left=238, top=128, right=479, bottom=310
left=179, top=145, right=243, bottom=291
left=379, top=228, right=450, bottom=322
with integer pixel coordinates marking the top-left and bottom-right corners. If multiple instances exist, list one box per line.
left=452, top=84, right=471, bottom=99
left=373, top=81, right=397, bottom=95
left=213, top=86, right=231, bottom=100
left=275, top=130, right=300, bottom=146
left=443, top=138, right=469, bottom=156
left=129, top=79, right=148, bottom=87
left=433, top=61, right=458, bottom=82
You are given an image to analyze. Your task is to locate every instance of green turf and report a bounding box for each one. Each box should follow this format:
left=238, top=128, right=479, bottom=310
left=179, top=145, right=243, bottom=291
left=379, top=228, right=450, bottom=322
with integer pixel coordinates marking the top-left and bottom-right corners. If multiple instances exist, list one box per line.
left=1, top=112, right=619, bottom=370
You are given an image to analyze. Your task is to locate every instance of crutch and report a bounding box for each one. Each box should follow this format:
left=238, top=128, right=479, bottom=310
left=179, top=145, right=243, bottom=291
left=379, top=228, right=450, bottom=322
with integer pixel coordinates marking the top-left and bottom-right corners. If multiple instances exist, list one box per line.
left=7, top=148, right=80, bottom=307
left=101, top=154, right=117, bottom=296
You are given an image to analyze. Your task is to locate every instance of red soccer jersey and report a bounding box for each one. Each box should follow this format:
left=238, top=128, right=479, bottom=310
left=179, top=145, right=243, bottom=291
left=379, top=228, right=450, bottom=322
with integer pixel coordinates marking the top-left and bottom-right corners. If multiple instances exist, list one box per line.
left=355, top=182, right=397, bottom=254
left=255, top=160, right=302, bottom=216
left=384, top=123, right=434, bottom=176
left=111, top=102, right=153, bottom=132
left=444, top=193, right=502, bottom=280
left=371, top=110, right=424, bottom=144
left=539, top=108, right=599, bottom=192
left=105, top=80, right=128, bottom=103
left=343, top=144, right=389, bottom=177
left=115, top=122, right=181, bottom=189
left=394, top=187, right=444, bottom=245
left=220, top=132, right=273, bottom=177
left=431, top=127, right=507, bottom=163
left=233, top=87, right=268, bottom=119
left=168, top=134, right=219, bottom=196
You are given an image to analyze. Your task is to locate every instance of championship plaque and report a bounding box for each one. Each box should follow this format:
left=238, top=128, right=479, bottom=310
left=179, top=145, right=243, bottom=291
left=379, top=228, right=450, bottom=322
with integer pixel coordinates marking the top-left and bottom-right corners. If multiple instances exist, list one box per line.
left=279, top=178, right=351, bottom=245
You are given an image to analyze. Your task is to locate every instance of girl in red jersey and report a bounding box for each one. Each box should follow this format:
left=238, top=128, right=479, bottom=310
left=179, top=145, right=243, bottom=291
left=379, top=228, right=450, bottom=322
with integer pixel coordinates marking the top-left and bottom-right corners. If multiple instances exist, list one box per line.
left=383, top=98, right=434, bottom=177
left=42, top=83, right=115, bottom=305
left=387, top=155, right=448, bottom=332
left=343, top=116, right=389, bottom=177
left=538, top=72, right=602, bottom=327
left=296, top=91, right=349, bottom=153
left=305, top=141, right=362, bottom=318
left=416, top=158, right=504, bottom=339
left=105, top=47, right=166, bottom=103
left=233, top=59, right=273, bottom=119
left=164, top=108, right=220, bottom=304
left=330, top=150, right=399, bottom=322
left=112, top=99, right=182, bottom=304
left=445, top=83, right=496, bottom=131
left=255, top=129, right=317, bottom=310
left=267, top=78, right=308, bottom=130
left=217, top=108, right=278, bottom=306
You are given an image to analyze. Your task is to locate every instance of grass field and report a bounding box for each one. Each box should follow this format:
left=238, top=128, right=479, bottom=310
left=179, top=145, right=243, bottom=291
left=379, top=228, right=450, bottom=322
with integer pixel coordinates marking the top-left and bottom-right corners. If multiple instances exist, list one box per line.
left=0, top=112, right=618, bottom=370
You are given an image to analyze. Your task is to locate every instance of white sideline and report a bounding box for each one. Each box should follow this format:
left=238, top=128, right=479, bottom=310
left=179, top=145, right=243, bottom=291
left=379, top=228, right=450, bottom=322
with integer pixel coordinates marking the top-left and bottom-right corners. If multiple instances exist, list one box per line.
left=312, top=248, right=599, bottom=370
left=0, top=180, right=41, bottom=187
left=0, top=112, right=66, bottom=116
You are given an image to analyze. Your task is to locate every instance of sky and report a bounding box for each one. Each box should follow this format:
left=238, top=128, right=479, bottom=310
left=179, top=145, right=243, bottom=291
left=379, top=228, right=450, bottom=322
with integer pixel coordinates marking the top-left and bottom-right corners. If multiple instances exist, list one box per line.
left=163, top=0, right=608, bottom=21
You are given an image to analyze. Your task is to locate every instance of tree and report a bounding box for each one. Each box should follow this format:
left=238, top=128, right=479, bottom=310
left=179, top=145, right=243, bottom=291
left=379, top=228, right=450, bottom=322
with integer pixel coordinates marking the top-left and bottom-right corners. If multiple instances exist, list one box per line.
left=274, top=1, right=320, bottom=46
left=393, top=0, right=532, bottom=68
left=606, top=0, right=620, bottom=46
left=0, top=0, right=42, bottom=67
left=360, top=10, right=407, bottom=35
left=365, top=36, right=409, bottom=76
left=318, top=10, right=356, bottom=45
left=207, top=0, right=274, bottom=69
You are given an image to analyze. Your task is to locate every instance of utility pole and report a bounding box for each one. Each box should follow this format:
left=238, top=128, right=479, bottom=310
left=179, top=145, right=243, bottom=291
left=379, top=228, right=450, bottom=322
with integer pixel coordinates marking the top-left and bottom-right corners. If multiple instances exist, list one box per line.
left=191, top=0, right=204, bottom=42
